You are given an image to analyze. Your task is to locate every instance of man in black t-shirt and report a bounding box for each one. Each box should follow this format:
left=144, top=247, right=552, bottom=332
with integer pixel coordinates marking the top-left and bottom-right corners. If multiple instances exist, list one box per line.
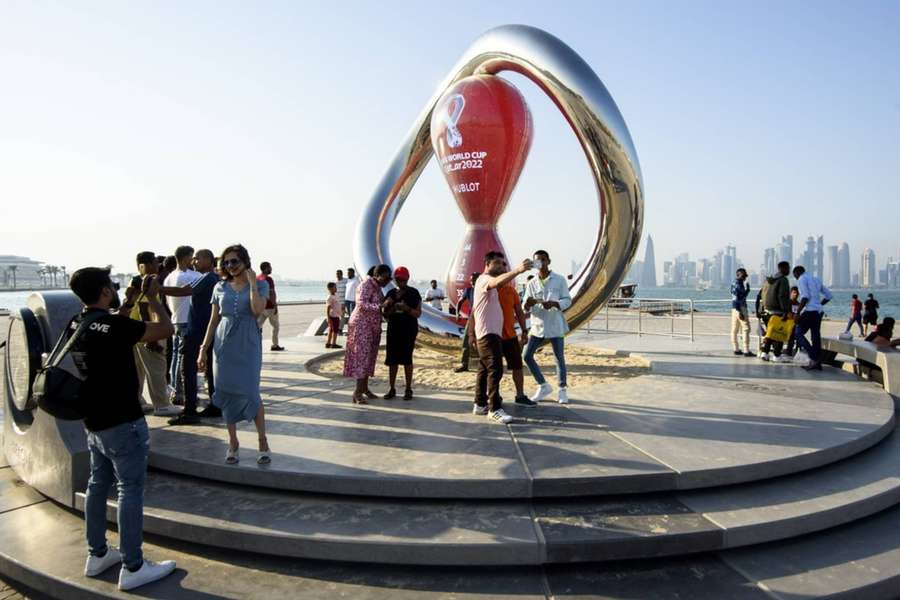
left=69, top=267, right=177, bottom=591
left=863, top=293, right=880, bottom=335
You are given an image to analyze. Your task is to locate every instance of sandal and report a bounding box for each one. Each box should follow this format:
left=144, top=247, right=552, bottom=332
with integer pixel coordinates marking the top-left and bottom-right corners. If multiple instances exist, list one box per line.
left=257, top=438, right=271, bottom=465
left=352, top=393, right=368, bottom=405
left=363, top=390, right=377, bottom=400
left=403, top=388, right=413, bottom=401
left=225, top=446, right=239, bottom=464
left=383, top=388, right=397, bottom=400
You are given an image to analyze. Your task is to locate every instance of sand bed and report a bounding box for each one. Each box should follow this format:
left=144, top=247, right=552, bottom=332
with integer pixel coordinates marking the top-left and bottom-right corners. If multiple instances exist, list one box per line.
left=308, top=344, right=648, bottom=394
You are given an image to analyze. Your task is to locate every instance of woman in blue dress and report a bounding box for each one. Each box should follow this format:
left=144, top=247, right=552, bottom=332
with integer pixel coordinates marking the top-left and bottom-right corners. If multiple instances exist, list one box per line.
left=198, top=244, right=271, bottom=465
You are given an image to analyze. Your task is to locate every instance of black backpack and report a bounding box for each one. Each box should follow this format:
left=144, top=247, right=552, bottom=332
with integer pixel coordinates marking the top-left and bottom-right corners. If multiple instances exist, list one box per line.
left=32, top=312, right=105, bottom=420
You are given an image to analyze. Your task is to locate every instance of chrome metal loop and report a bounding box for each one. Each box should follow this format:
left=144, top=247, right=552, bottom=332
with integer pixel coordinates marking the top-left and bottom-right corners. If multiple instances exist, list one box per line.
left=354, top=24, right=644, bottom=353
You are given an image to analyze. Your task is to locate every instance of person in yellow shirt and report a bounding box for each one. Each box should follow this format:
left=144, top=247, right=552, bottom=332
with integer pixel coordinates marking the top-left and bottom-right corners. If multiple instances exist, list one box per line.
left=122, top=251, right=182, bottom=417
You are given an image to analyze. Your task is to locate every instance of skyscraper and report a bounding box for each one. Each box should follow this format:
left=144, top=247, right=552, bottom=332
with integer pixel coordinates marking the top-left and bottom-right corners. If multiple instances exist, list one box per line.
left=838, top=242, right=851, bottom=288
left=826, top=245, right=839, bottom=287
left=815, top=236, right=824, bottom=280
left=640, top=235, right=657, bottom=288
left=712, top=250, right=724, bottom=288
left=801, top=236, right=816, bottom=271
left=723, top=245, right=736, bottom=284
left=763, top=247, right=776, bottom=277
left=777, top=235, right=793, bottom=264
left=861, top=248, right=876, bottom=288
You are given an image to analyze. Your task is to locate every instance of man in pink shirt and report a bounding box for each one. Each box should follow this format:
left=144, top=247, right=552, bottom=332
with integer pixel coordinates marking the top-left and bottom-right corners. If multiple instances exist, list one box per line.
left=471, top=251, right=532, bottom=424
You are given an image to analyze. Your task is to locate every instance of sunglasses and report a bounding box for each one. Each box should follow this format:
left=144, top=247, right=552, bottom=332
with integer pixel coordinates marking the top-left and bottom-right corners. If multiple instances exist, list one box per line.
left=222, top=258, right=243, bottom=268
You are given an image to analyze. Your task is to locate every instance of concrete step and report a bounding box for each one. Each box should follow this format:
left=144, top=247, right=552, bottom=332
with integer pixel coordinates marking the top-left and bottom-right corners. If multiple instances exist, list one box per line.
left=145, top=375, right=895, bottom=499
left=75, top=429, right=900, bottom=566
left=5, top=491, right=900, bottom=599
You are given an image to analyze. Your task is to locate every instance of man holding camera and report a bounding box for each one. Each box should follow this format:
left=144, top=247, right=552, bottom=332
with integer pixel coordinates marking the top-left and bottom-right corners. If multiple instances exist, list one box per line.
left=69, top=267, right=177, bottom=590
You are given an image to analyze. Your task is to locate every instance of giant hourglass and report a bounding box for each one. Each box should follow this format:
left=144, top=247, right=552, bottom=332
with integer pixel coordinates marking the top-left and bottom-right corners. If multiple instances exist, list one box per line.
left=429, top=74, right=533, bottom=318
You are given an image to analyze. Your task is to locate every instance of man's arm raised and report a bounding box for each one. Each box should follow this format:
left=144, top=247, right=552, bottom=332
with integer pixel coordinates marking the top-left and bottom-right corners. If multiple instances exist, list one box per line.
left=486, top=259, right=532, bottom=290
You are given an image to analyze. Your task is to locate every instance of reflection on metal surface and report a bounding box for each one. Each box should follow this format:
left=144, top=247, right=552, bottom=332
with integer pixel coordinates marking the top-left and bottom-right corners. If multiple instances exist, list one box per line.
left=6, top=308, right=44, bottom=413
left=358, top=24, right=644, bottom=353
left=2, top=291, right=90, bottom=506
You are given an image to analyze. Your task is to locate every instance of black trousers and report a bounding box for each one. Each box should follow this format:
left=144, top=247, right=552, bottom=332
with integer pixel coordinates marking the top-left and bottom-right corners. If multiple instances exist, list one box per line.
left=475, top=334, right=504, bottom=411
left=459, top=319, right=473, bottom=368
left=180, top=335, right=214, bottom=415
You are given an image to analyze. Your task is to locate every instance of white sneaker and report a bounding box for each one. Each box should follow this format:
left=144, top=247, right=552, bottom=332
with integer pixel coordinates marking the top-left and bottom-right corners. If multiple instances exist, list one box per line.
left=758, top=352, right=771, bottom=362
left=530, top=383, right=553, bottom=402
left=153, top=404, right=182, bottom=417
left=118, top=559, right=176, bottom=591
left=488, top=408, right=514, bottom=424
left=775, top=355, right=793, bottom=363
left=472, top=404, right=488, bottom=416
left=558, top=388, right=570, bottom=404
left=84, top=547, right=121, bottom=577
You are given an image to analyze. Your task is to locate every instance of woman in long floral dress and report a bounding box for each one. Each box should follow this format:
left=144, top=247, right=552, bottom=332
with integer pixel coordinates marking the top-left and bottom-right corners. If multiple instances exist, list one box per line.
left=343, top=264, right=392, bottom=404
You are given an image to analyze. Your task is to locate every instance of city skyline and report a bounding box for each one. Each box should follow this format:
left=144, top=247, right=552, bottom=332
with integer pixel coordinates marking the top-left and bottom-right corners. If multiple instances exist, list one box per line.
left=649, top=233, right=899, bottom=289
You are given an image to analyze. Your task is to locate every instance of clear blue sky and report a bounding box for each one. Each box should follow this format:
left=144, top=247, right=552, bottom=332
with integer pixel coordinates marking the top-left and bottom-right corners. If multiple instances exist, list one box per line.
left=2, top=1, right=898, bottom=281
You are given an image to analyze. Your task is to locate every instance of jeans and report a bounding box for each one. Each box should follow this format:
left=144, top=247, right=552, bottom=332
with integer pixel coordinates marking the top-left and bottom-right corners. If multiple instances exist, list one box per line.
left=180, top=334, right=215, bottom=415
left=795, top=310, right=824, bottom=363
left=169, top=324, right=188, bottom=399
left=785, top=322, right=798, bottom=356
left=475, top=334, right=504, bottom=411
left=846, top=314, right=864, bottom=335
left=524, top=336, right=567, bottom=388
left=344, top=300, right=355, bottom=315
left=85, top=418, right=149, bottom=570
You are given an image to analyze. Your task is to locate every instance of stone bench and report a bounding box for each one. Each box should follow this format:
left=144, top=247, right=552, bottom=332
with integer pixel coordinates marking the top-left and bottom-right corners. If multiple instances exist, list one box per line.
left=822, top=336, right=900, bottom=397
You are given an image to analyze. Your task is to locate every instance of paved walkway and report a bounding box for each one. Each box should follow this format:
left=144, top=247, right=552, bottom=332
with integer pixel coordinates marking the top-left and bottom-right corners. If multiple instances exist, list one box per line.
left=146, top=326, right=894, bottom=498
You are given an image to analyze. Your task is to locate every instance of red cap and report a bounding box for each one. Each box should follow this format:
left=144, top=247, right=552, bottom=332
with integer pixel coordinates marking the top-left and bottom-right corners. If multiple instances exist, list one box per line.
left=393, top=266, right=410, bottom=280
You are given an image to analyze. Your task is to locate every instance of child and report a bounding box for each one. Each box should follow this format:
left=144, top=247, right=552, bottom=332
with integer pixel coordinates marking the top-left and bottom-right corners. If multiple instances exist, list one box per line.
left=325, top=282, right=343, bottom=349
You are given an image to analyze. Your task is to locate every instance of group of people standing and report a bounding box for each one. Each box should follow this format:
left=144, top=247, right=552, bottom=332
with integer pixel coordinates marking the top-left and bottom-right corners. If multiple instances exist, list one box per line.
left=337, top=249, right=573, bottom=426
left=341, top=265, right=423, bottom=403
left=67, top=243, right=281, bottom=590
left=730, top=262, right=825, bottom=367
left=466, top=249, right=572, bottom=424
left=730, top=261, right=895, bottom=370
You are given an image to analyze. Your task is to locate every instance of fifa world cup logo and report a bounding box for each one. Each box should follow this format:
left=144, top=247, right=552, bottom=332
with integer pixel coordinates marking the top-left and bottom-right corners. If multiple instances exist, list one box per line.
left=442, top=94, right=466, bottom=149
left=430, top=75, right=533, bottom=318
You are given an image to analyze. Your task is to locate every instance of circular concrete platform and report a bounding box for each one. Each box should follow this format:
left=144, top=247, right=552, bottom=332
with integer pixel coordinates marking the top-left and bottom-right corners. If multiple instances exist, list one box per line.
left=146, top=344, right=896, bottom=499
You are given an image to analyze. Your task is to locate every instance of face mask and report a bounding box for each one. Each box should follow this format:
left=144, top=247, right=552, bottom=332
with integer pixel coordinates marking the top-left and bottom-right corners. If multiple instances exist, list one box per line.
left=533, top=259, right=544, bottom=270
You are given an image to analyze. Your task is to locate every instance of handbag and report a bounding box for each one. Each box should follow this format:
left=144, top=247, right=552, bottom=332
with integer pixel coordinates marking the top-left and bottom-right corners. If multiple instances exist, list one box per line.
left=765, top=314, right=795, bottom=344
left=32, top=312, right=105, bottom=420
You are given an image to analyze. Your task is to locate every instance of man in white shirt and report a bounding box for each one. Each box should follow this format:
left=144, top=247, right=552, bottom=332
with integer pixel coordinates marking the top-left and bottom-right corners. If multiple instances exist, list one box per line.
left=425, top=280, right=446, bottom=310
left=163, top=246, right=202, bottom=404
left=343, top=267, right=359, bottom=317
left=523, top=250, right=573, bottom=404
left=793, top=265, right=833, bottom=371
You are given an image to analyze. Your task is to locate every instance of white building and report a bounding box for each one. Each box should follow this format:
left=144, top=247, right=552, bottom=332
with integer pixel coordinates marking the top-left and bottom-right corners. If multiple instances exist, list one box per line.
left=0, top=255, right=67, bottom=289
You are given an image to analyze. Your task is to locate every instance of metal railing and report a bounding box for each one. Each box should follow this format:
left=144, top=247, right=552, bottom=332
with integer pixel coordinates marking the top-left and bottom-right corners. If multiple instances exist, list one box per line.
left=587, top=297, right=767, bottom=343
